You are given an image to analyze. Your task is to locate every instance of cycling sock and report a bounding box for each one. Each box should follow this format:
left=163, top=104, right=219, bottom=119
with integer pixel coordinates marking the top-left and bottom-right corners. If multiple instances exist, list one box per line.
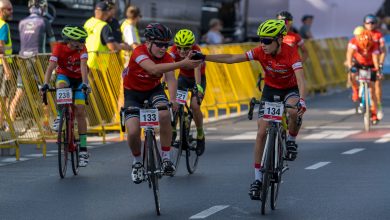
left=287, top=132, right=297, bottom=142
left=79, top=134, right=87, bottom=151
left=197, top=127, right=204, bottom=139
left=132, top=152, right=142, bottom=164
left=255, top=163, right=262, bottom=181
left=161, top=146, right=170, bottom=160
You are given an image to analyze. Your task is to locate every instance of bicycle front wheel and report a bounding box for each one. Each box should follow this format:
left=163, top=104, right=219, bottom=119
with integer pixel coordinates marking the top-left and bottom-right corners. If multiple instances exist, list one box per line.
left=185, top=112, right=199, bottom=174
left=271, top=129, right=284, bottom=210
left=71, top=141, right=80, bottom=175
left=146, top=132, right=161, bottom=216
left=363, top=82, right=370, bottom=132
left=170, top=109, right=183, bottom=175
left=57, top=108, right=69, bottom=179
left=261, top=129, right=275, bottom=215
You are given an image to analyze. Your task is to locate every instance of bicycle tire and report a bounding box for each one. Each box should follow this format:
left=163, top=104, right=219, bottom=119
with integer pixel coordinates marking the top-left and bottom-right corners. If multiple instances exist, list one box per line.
left=57, top=108, right=68, bottom=179
left=363, top=83, right=370, bottom=131
left=71, top=141, right=80, bottom=176
left=170, top=107, right=183, bottom=175
left=261, top=129, right=275, bottom=215
left=185, top=111, right=199, bottom=174
left=147, top=131, right=161, bottom=216
left=271, top=129, right=284, bottom=210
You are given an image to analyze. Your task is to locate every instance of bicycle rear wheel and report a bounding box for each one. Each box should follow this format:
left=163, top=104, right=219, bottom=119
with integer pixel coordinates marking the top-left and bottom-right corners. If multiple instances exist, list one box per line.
left=57, top=108, right=69, bottom=179
left=170, top=108, right=183, bottom=175
left=147, top=132, right=161, bottom=216
left=261, top=130, right=274, bottom=215
left=363, top=83, right=370, bottom=131
left=271, top=129, right=284, bottom=210
left=185, top=112, right=199, bottom=174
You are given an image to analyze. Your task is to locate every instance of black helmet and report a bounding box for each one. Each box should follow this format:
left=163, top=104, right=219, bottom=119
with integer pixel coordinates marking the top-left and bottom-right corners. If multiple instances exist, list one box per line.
left=28, top=0, right=47, bottom=8
left=276, top=11, right=293, bottom=21
left=144, top=23, right=173, bottom=41
left=61, top=25, right=88, bottom=43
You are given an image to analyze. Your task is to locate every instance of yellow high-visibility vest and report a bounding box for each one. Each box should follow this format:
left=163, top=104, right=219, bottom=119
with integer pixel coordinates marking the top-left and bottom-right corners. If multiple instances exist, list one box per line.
left=84, top=17, right=109, bottom=69
left=0, top=19, right=12, bottom=64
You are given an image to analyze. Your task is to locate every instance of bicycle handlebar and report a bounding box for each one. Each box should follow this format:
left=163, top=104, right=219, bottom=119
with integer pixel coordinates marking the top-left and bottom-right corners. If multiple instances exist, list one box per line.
left=42, top=88, right=89, bottom=106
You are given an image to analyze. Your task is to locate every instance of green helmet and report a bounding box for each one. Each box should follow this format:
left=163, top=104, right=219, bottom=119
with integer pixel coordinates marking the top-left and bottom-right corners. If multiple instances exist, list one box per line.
left=61, top=25, right=88, bottom=43
left=257, top=19, right=287, bottom=38
left=174, top=29, right=195, bottom=47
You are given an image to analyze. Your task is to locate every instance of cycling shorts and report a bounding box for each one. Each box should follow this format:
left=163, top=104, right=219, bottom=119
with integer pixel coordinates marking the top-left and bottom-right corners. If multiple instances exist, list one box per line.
left=352, top=64, right=377, bottom=82
left=56, top=74, right=86, bottom=105
left=178, top=75, right=206, bottom=98
left=258, top=85, right=300, bottom=118
left=124, top=84, right=169, bottom=120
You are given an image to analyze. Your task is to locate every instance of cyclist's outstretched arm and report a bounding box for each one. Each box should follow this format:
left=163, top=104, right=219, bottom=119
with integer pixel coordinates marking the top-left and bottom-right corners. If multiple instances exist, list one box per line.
left=194, top=66, right=201, bottom=85
left=299, top=44, right=309, bottom=62
left=295, top=69, right=306, bottom=100
left=80, top=59, right=88, bottom=84
left=372, top=53, right=380, bottom=70
left=164, top=71, right=177, bottom=103
left=346, top=47, right=354, bottom=69
left=44, top=61, right=58, bottom=84
left=205, top=54, right=247, bottom=64
left=139, top=58, right=201, bottom=77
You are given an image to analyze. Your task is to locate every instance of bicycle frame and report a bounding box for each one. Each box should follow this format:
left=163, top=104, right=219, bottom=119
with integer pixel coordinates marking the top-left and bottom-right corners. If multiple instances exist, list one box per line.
left=357, top=67, right=372, bottom=131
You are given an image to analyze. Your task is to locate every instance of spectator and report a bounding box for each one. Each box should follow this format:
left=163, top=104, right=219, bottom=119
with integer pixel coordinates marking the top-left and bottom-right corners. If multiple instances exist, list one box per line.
left=299, top=14, right=314, bottom=40
left=105, top=0, right=129, bottom=46
left=0, top=0, right=13, bottom=132
left=121, top=5, right=142, bottom=50
left=204, top=18, right=224, bottom=44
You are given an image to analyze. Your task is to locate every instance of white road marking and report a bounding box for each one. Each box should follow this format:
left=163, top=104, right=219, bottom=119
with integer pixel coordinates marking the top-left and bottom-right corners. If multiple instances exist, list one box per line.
left=303, top=130, right=360, bottom=140
left=328, top=108, right=355, bottom=115
left=304, top=125, right=353, bottom=129
left=374, top=133, right=390, bottom=143
left=0, top=163, right=5, bottom=166
left=25, top=153, right=54, bottom=157
left=48, top=150, right=57, bottom=153
left=305, top=162, right=331, bottom=170
left=206, top=127, right=217, bottom=131
left=223, top=131, right=256, bottom=140
left=342, top=148, right=365, bottom=154
left=189, top=205, right=229, bottom=219
left=1, top=157, right=29, bottom=163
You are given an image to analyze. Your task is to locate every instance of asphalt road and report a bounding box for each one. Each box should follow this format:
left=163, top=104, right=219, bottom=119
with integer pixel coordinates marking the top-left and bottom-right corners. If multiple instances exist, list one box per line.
left=1, top=82, right=390, bottom=220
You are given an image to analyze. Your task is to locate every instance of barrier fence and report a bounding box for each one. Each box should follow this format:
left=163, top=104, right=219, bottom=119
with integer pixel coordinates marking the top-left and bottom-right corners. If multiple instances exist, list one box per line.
left=0, top=37, right=349, bottom=160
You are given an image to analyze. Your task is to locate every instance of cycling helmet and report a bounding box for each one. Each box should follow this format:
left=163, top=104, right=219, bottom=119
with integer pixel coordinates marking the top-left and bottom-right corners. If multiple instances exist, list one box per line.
left=276, top=11, right=293, bottom=21
left=174, top=29, right=195, bottom=46
left=357, top=30, right=373, bottom=49
left=61, top=25, right=88, bottom=43
left=144, top=23, right=173, bottom=41
left=364, top=14, right=378, bottom=24
left=28, top=0, right=47, bottom=8
left=353, top=26, right=364, bottom=36
left=257, top=19, right=287, bottom=38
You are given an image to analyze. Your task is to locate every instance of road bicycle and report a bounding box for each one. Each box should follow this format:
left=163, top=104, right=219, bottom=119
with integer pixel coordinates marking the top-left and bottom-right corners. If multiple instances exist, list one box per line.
left=355, top=67, right=373, bottom=131
left=42, top=87, right=89, bottom=179
left=120, top=102, right=173, bottom=216
left=248, top=96, right=297, bottom=215
left=170, top=88, right=201, bottom=174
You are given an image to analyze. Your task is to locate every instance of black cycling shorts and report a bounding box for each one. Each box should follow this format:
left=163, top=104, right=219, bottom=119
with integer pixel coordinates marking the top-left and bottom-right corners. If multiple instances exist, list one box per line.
left=124, top=84, right=169, bottom=120
left=258, top=85, right=300, bottom=118
left=352, top=63, right=377, bottom=82
left=178, top=75, right=206, bottom=98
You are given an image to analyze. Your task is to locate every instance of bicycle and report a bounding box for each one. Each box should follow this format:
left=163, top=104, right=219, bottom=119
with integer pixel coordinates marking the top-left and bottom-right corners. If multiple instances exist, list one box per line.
left=354, top=67, right=372, bottom=131
left=248, top=96, right=297, bottom=215
left=120, top=102, right=173, bottom=216
left=42, top=87, right=89, bottom=179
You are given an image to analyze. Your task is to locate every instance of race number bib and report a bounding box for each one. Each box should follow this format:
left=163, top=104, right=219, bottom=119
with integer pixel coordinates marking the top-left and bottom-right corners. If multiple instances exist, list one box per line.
left=358, top=69, right=371, bottom=82
left=176, top=90, right=188, bottom=105
left=263, top=102, right=284, bottom=122
left=140, top=109, right=159, bottom=128
left=56, top=88, right=72, bottom=104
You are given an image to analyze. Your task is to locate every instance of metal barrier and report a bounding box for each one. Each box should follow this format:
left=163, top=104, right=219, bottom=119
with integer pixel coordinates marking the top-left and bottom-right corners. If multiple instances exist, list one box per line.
left=0, top=38, right=349, bottom=160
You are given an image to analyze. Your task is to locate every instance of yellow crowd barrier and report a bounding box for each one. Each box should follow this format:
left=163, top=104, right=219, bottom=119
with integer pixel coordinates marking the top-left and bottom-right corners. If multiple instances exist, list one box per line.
left=0, top=37, right=349, bottom=160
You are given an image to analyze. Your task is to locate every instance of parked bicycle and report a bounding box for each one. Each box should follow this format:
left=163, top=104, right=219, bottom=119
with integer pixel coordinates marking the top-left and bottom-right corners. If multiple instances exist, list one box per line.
left=120, top=102, right=173, bottom=216
left=170, top=87, right=201, bottom=174
left=248, top=96, right=298, bottom=215
left=42, top=87, right=89, bottom=179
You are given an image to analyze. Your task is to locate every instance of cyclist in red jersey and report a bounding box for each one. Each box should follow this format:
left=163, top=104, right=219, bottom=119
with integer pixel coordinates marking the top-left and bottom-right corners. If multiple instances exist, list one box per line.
left=363, top=14, right=386, bottom=120
left=204, top=19, right=306, bottom=200
left=123, top=23, right=202, bottom=184
left=276, top=11, right=308, bottom=61
left=346, top=30, right=380, bottom=123
left=41, top=25, right=91, bottom=167
left=169, top=29, right=207, bottom=156
left=347, top=26, right=364, bottom=105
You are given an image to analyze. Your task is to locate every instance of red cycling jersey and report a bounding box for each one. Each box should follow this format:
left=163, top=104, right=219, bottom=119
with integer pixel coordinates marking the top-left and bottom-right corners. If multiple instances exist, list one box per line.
left=283, top=31, right=304, bottom=49
left=49, top=42, right=88, bottom=79
left=369, top=30, right=385, bottom=48
left=245, top=43, right=303, bottom=89
left=169, top=44, right=206, bottom=78
left=123, top=44, right=174, bottom=91
left=348, top=37, right=380, bottom=66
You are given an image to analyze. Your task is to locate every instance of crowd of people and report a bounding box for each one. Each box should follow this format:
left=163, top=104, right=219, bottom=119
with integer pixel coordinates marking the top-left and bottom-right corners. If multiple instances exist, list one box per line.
left=0, top=0, right=387, bottom=202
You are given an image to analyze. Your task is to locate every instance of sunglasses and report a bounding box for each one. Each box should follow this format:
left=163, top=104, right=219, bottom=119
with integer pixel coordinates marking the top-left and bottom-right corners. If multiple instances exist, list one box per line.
left=365, top=22, right=376, bottom=25
left=177, top=46, right=191, bottom=51
left=259, top=38, right=275, bottom=45
left=153, top=41, right=170, bottom=49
